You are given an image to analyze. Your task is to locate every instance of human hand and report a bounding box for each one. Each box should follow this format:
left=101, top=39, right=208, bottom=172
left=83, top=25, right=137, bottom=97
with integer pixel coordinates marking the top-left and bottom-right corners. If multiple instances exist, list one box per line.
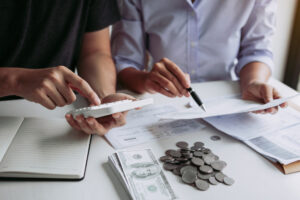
left=143, top=58, right=190, bottom=98
left=13, top=66, right=100, bottom=109
left=65, top=93, right=136, bottom=136
left=242, top=81, right=288, bottom=114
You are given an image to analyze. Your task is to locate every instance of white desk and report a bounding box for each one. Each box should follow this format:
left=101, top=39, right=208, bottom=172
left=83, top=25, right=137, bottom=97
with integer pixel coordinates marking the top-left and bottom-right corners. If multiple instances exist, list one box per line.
left=0, top=79, right=300, bottom=200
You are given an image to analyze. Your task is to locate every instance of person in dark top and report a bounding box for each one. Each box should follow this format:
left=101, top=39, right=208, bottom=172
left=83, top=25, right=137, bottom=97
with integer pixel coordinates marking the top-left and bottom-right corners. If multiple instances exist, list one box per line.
left=0, top=0, right=133, bottom=136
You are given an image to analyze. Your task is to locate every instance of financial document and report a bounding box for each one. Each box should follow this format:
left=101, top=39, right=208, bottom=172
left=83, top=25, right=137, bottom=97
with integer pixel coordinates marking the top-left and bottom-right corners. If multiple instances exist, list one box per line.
left=246, top=124, right=300, bottom=165
left=204, top=108, right=300, bottom=141
left=203, top=108, right=300, bottom=165
left=159, top=93, right=300, bottom=120
left=105, top=105, right=206, bottom=149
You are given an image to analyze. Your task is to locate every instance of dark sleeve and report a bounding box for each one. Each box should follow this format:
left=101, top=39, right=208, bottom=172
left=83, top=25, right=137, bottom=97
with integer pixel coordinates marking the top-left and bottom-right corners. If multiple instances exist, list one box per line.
left=86, top=0, right=120, bottom=32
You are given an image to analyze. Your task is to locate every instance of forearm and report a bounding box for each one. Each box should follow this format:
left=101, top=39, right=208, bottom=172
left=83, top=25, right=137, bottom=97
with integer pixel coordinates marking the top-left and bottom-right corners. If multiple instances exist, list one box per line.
left=78, top=53, right=117, bottom=99
left=239, top=62, right=271, bottom=91
left=0, top=68, right=19, bottom=97
left=118, top=67, right=148, bottom=94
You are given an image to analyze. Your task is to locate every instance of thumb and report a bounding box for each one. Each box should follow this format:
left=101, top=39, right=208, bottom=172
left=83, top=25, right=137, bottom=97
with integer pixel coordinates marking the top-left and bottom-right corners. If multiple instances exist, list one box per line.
left=262, top=85, right=274, bottom=103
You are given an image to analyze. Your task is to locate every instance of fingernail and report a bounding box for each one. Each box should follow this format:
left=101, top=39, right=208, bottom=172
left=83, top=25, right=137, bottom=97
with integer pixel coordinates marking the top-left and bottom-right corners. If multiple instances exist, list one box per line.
left=88, top=120, right=93, bottom=125
left=94, top=97, right=101, bottom=105
left=114, top=113, right=121, bottom=118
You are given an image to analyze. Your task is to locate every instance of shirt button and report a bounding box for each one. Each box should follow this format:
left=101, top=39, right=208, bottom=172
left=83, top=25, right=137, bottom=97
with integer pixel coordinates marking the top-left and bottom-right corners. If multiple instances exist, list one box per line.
left=191, top=42, right=197, bottom=47
left=191, top=70, right=196, bottom=74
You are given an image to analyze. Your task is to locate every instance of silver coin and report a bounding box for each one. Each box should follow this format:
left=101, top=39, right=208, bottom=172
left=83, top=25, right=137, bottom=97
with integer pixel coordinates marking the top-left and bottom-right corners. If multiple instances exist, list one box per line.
left=202, top=148, right=211, bottom=154
left=172, top=167, right=181, bottom=176
left=182, top=152, right=193, bottom=159
left=211, top=160, right=227, bottom=171
left=215, top=172, right=226, bottom=183
left=165, top=149, right=176, bottom=156
left=165, top=160, right=181, bottom=164
left=166, top=150, right=182, bottom=158
left=190, top=146, right=201, bottom=151
left=175, top=157, right=189, bottom=163
left=191, top=157, right=204, bottom=166
left=210, top=135, right=221, bottom=141
left=208, top=177, right=219, bottom=185
left=180, top=165, right=197, bottom=175
left=223, top=176, right=235, bottom=186
left=214, top=155, right=220, bottom=160
left=193, top=151, right=204, bottom=158
left=182, top=171, right=197, bottom=184
left=195, top=179, right=210, bottom=191
left=180, top=148, right=190, bottom=152
left=163, top=163, right=178, bottom=171
left=197, top=172, right=212, bottom=180
left=199, top=165, right=213, bottom=174
left=194, top=141, right=204, bottom=148
left=203, top=154, right=216, bottom=165
left=176, top=141, right=189, bottom=149
left=159, top=155, right=174, bottom=162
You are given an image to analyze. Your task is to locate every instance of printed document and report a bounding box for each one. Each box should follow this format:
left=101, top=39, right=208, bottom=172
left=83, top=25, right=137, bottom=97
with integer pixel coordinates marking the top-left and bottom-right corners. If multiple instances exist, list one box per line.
left=105, top=105, right=206, bottom=149
left=203, top=108, right=300, bottom=165
left=159, top=93, right=300, bottom=120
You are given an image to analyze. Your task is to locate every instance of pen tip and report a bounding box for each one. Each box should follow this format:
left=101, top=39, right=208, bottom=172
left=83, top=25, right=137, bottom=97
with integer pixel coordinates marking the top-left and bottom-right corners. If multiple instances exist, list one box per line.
left=201, top=105, right=207, bottom=112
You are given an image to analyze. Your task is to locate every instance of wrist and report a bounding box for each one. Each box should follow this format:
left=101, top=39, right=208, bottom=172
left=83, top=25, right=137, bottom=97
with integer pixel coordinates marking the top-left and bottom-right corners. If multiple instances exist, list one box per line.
left=118, top=67, right=148, bottom=94
left=0, top=68, right=23, bottom=96
left=239, top=62, right=270, bottom=92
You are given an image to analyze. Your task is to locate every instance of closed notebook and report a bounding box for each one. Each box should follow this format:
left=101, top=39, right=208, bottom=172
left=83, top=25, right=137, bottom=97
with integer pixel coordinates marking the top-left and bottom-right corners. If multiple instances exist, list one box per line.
left=0, top=117, right=91, bottom=180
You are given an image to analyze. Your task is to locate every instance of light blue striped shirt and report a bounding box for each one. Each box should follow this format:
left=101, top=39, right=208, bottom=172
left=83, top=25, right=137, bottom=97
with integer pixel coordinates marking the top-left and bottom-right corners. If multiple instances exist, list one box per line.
left=112, top=0, right=276, bottom=82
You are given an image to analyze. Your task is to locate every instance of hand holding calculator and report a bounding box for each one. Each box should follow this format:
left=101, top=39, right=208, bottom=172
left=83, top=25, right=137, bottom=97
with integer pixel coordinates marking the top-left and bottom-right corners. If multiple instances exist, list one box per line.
left=67, top=98, right=154, bottom=118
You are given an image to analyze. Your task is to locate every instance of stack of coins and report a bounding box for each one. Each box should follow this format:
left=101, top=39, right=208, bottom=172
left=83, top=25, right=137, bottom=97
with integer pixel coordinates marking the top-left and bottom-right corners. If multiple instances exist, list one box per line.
left=160, top=141, right=234, bottom=191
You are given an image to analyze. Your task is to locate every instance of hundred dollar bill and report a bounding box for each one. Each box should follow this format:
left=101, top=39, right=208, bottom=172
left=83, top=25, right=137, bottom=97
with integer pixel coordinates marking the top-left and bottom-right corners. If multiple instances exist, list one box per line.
left=115, top=149, right=176, bottom=200
left=108, top=154, right=131, bottom=192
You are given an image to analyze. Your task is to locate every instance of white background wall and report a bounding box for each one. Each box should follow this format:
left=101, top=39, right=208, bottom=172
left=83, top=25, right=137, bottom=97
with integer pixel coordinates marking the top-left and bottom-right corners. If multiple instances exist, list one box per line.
left=273, top=0, right=298, bottom=81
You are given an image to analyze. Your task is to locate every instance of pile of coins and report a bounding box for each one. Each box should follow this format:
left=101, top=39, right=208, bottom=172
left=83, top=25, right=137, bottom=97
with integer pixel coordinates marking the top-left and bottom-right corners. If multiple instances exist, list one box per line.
left=160, top=141, right=234, bottom=191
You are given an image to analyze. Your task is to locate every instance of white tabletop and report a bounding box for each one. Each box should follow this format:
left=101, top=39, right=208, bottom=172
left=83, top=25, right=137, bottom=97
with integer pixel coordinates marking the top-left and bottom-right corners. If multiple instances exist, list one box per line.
left=0, top=79, right=300, bottom=200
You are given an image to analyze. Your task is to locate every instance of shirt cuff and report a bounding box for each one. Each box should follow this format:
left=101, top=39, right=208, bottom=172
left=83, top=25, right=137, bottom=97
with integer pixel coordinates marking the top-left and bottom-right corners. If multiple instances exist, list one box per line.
left=235, top=55, right=274, bottom=77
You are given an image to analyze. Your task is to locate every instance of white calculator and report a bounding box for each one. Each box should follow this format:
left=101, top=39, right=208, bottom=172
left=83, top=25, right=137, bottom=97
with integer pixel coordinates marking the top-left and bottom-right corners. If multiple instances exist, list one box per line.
left=67, top=98, right=154, bottom=118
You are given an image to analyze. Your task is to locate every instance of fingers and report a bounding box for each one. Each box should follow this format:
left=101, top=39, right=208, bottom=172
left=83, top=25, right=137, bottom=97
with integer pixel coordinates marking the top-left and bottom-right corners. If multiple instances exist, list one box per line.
left=150, top=71, right=180, bottom=97
left=63, top=68, right=100, bottom=105
left=147, top=80, right=175, bottom=97
left=66, top=114, right=126, bottom=136
left=76, top=115, right=94, bottom=134
left=150, top=58, right=190, bottom=98
left=65, top=114, right=81, bottom=130
left=155, top=62, right=188, bottom=97
left=45, top=86, right=67, bottom=107
left=101, top=93, right=136, bottom=104
left=56, top=81, right=77, bottom=105
left=249, top=83, right=288, bottom=115
left=162, top=58, right=190, bottom=89
left=37, top=93, right=56, bottom=110
left=261, top=84, right=274, bottom=103
left=86, top=118, right=108, bottom=136
left=112, top=113, right=127, bottom=127
left=273, top=88, right=288, bottom=108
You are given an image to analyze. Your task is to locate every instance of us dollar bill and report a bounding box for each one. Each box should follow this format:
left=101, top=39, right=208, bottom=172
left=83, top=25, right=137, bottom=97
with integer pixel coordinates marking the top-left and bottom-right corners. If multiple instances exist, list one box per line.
left=109, top=149, right=176, bottom=200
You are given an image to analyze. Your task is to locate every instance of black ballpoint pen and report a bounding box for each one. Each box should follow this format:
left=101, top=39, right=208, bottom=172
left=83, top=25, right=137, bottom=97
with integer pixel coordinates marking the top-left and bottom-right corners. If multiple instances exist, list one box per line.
left=186, top=87, right=206, bottom=112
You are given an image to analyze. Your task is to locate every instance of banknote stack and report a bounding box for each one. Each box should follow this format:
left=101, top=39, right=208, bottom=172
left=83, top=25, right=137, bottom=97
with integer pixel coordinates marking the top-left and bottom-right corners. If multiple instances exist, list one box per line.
left=160, top=141, right=234, bottom=191
left=108, top=149, right=176, bottom=200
